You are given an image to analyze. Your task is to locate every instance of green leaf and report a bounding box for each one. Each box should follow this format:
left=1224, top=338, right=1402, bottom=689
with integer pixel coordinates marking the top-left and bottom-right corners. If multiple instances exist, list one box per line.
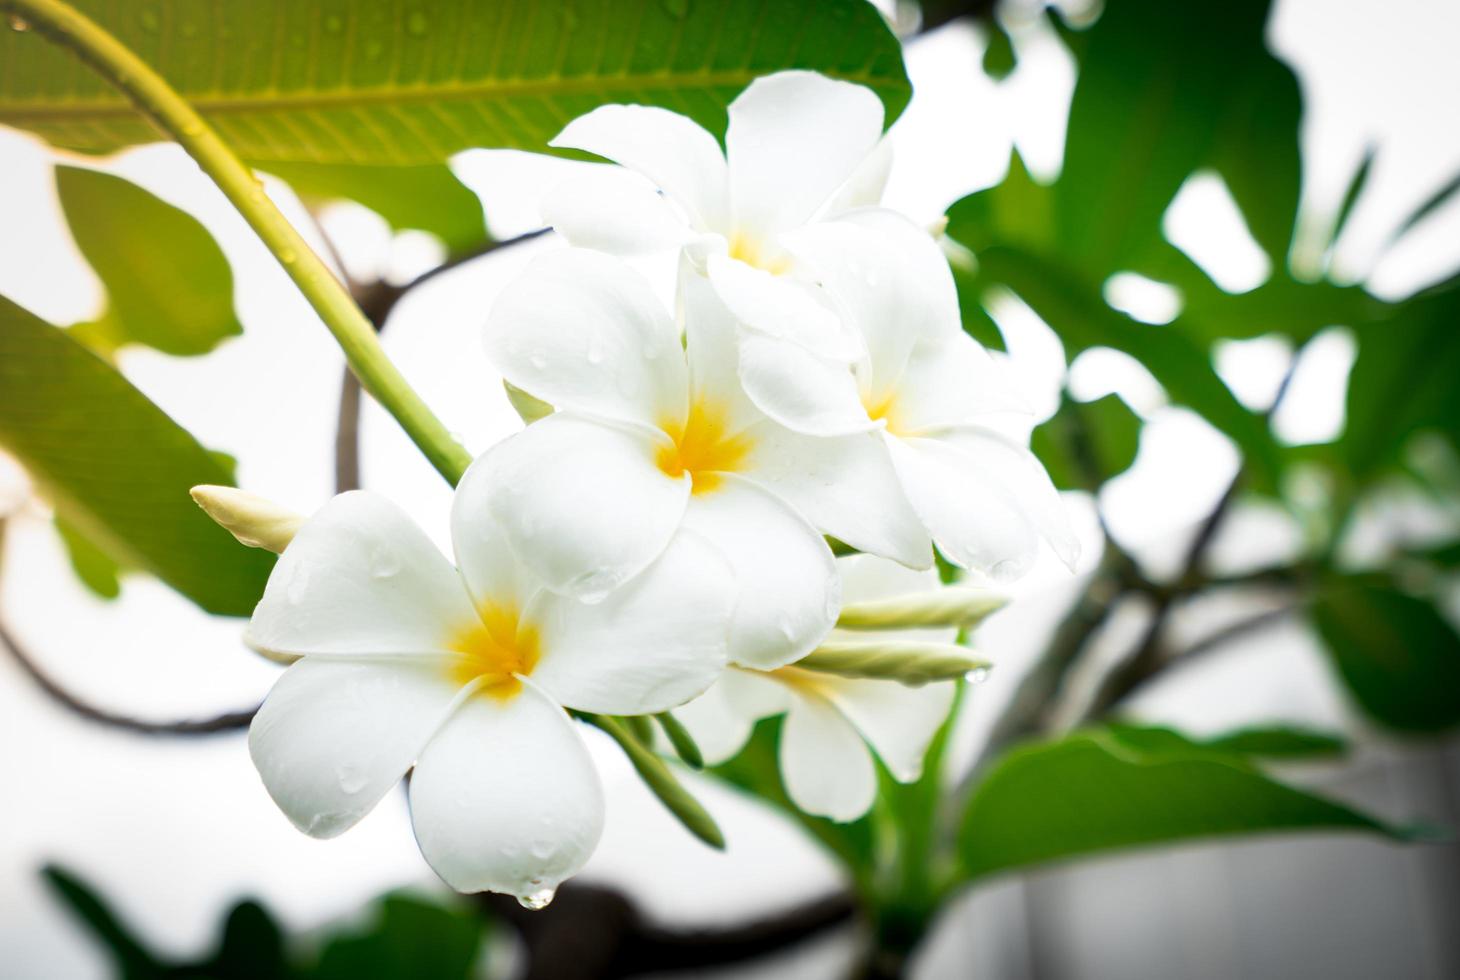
left=41, top=866, right=163, bottom=980
left=958, top=725, right=1415, bottom=881
left=0, top=296, right=273, bottom=616
left=308, top=894, right=482, bottom=980
left=944, top=150, right=1055, bottom=255
left=981, top=21, right=1016, bottom=80
left=1030, top=393, right=1142, bottom=491
left=1311, top=574, right=1460, bottom=733
left=1386, top=167, right=1460, bottom=247
left=1343, top=281, right=1460, bottom=477
left=0, top=0, right=911, bottom=165
left=54, top=166, right=242, bottom=357
left=209, top=901, right=291, bottom=980
left=1195, top=725, right=1347, bottom=759
left=1328, top=146, right=1376, bottom=253
left=1054, top=0, right=1295, bottom=272
left=54, top=516, right=123, bottom=600
left=266, top=162, right=487, bottom=254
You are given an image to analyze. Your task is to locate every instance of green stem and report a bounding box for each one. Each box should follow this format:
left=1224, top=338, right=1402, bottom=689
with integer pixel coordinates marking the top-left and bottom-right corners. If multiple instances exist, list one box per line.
left=5, top=0, right=472, bottom=485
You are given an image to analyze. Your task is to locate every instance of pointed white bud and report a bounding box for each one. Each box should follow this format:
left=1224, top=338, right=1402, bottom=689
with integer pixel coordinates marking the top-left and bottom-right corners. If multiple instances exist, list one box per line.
left=836, top=588, right=1006, bottom=631
left=190, top=485, right=304, bottom=554
left=795, top=640, right=990, bottom=686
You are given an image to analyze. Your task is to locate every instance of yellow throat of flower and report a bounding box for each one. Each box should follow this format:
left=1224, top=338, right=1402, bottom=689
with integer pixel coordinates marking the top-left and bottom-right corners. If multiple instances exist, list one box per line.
left=862, top=388, right=905, bottom=436
left=657, top=398, right=752, bottom=495
left=446, top=602, right=541, bottom=700
left=728, top=231, right=792, bottom=276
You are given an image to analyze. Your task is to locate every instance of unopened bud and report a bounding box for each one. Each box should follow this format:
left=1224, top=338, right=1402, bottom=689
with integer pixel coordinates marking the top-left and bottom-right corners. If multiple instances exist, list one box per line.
left=504, top=381, right=553, bottom=424
left=796, top=640, right=990, bottom=686
left=836, top=588, right=1006, bottom=632
left=190, top=485, right=304, bottom=554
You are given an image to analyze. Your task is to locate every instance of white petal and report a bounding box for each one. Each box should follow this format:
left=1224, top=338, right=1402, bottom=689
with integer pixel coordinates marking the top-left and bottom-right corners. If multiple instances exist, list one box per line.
left=819, top=677, right=957, bottom=783
left=825, top=138, right=894, bottom=215
left=530, top=527, right=733, bottom=715
left=682, top=475, right=838, bottom=669
left=937, top=427, right=1081, bottom=571
left=451, top=452, right=540, bottom=611
left=736, top=330, right=874, bottom=437
left=247, top=491, right=475, bottom=658
left=552, top=104, right=728, bottom=230
left=249, top=658, right=463, bottom=839
left=707, top=253, right=858, bottom=361
left=410, top=683, right=604, bottom=899
left=484, top=249, right=688, bottom=431
left=679, top=260, right=769, bottom=435
left=478, top=414, right=688, bottom=602
left=782, top=208, right=959, bottom=395
left=742, top=424, right=931, bottom=569
left=541, top=167, right=694, bottom=255
left=726, top=71, right=885, bottom=236
left=892, top=331, right=1030, bottom=434
left=885, top=433, right=1040, bottom=581
left=832, top=554, right=955, bottom=644
left=674, top=669, right=791, bottom=766
left=779, top=691, right=876, bottom=822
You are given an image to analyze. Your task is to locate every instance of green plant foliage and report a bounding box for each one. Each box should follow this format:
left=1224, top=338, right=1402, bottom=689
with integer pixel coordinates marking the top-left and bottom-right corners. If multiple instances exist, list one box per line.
left=1343, top=281, right=1460, bottom=478
left=1195, top=725, right=1347, bottom=759
left=54, top=516, right=123, bottom=599
left=1311, top=574, right=1460, bottom=733
left=0, top=295, right=273, bottom=616
left=0, top=0, right=911, bottom=166
left=264, top=162, right=487, bottom=254
left=958, top=725, right=1415, bottom=882
left=309, top=895, right=483, bottom=980
left=55, top=166, right=242, bottom=357
left=1030, top=393, right=1142, bottom=491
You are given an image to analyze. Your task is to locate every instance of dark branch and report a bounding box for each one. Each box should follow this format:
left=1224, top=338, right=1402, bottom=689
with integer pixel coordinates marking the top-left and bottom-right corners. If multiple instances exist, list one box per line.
left=0, top=615, right=256, bottom=736
left=475, top=885, right=856, bottom=980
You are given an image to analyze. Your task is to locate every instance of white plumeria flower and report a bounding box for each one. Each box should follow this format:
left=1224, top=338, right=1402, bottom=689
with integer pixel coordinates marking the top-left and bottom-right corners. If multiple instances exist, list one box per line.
left=544, top=70, right=893, bottom=364
left=738, top=208, right=1081, bottom=581
left=676, top=555, right=959, bottom=822
left=245, top=486, right=733, bottom=905
left=478, top=246, right=938, bottom=668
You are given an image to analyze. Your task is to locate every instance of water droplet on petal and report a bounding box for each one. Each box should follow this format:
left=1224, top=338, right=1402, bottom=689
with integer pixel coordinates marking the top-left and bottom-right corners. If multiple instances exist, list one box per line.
left=529, top=838, right=555, bottom=860
left=528, top=354, right=547, bottom=370
left=966, top=666, right=991, bottom=685
left=369, top=543, right=402, bottom=579
left=285, top=562, right=312, bottom=604
left=335, top=762, right=367, bottom=794
left=517, top=886, right=556, bottom=910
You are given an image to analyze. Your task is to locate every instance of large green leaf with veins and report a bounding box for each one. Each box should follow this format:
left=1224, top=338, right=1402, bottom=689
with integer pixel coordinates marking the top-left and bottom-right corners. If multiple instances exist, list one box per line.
left=0, top=0, right=910, bottom=164
left=0, top=295, right=273, bottom=616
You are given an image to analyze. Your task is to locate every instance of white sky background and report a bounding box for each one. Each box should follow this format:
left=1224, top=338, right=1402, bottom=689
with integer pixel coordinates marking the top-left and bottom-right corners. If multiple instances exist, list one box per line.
left=1, top=0, right=1460, bottom=976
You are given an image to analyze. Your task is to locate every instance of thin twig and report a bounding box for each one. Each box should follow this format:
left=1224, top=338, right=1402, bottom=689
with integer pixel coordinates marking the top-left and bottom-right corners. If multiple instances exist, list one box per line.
left=0, top=615, right=256, bottom=735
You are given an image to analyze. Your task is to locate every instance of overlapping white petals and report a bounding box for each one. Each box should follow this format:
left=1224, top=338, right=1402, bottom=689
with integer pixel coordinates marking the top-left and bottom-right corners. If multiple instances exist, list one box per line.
left=485, top=249, right=687, bottom=430
left=744, top=425, right=931, bottom=569
left=471, top=413, right=689, bottom=603
left=249, top=658, right=464, bottom=839
left=410, top=683, right=604, bottom=901
left=682, top=475, right=839, bottom=670
left=779, top=690, right=877, bottom=821
left=890, top=332, right=1030, bottom=433
left=530, top=528, right=733, bottom=715
left=734, top=330, right=871, bottom=436
left=674, top=669, right=792, bottom=766
left=247, top=492, right=474, bottom=658
left=706, top=254, right=856, bottom=361
left=725, top=71, right=886, bottom=236
left=541, top=167, right=694, bottom=256
left=552, top=104, right=729, bottom=229
left=817, top=677, right=956, bottom=783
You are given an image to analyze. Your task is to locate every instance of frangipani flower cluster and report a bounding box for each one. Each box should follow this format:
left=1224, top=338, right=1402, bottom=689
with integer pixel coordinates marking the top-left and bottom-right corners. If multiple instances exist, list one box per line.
left=220, top=71, right=1075, bottom=907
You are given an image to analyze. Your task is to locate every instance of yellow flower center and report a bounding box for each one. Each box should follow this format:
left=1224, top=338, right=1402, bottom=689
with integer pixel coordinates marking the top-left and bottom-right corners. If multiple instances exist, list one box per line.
left=445, top=602, right=541, bottom=701
left=656, top=398, right=752, bottom=495
left=765, top=664, right=835, bottom=698
left=862, top=388, right=905, bottom=435
left=728, top=231, right=792, bottom=276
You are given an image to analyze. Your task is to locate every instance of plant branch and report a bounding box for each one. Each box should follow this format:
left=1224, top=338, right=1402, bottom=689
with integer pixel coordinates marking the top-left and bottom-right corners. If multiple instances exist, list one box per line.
left=4, top=0, right=472, bottom=485
left=0, top=614, right=256, bottom=735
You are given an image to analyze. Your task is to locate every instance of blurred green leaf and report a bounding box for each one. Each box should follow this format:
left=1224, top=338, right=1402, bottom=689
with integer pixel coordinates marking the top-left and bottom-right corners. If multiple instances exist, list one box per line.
left=0, top=0, right=910, bottom=165
left=42, top=866, right=163, bottom=980
left=1031, top=393, right=1142, bottom=491
left=0, top=295, right=273, bottom=616
left=959, top=724, right=1415, bottom=881
left=55, top=516, right=123, bottom=600
left=1311, top=574, right=1460, bottom=733
left=1195, top=725, right=1347, bottom=759
left=265, top=163, right=487, bottom=255
left=55, top=166, right=242, bottom=357
left=945, top=150, right=1054, bottom=255
left=1386, top=167, right=1460, bottom=247
left=1344, top=281, right=1460, bottom=478
left=308, top=895, right=482, bottom=980
left=1328, top=146, right=1376, bottom=253
left=1054, top=0, right=1295, bottom=272
left=209, top=901, right=290, bottom=980
left=981, top=21, right=1016, bottom=80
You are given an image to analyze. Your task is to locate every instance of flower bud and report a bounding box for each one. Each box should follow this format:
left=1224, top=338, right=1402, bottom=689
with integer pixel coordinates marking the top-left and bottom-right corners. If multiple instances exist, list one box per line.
left=795, top=640, right=990, bottom=686
left=190, top=485, right=304, bottom=554
left=836, top=588, right=1006, bottom=631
